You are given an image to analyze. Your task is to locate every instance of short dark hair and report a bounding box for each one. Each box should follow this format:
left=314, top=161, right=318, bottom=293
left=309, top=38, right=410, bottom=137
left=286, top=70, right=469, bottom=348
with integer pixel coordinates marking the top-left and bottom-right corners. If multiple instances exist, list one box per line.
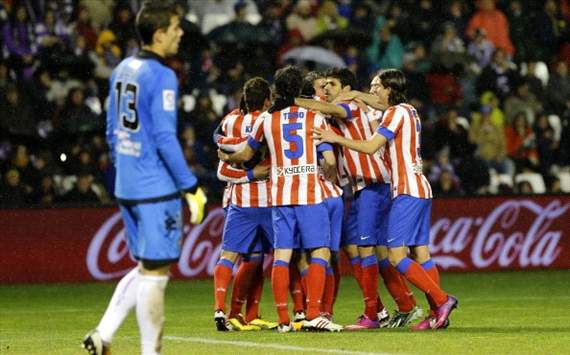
left=243, top=77, right=271, bottom=112
left=135, top=0, right=177, bottom=46
left=273, top=65, right=303, bottom=98
left=324, top=67, right=356, bottom=90
left=376, top=69, right=408, bottom=105
left=300, top=71, right=323, bottom=98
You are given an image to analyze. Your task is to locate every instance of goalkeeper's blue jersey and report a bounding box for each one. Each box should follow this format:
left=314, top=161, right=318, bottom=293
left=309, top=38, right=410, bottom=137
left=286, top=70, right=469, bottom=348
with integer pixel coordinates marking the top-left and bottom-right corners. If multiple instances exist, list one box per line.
left=106, top=50, right=197, bottom=202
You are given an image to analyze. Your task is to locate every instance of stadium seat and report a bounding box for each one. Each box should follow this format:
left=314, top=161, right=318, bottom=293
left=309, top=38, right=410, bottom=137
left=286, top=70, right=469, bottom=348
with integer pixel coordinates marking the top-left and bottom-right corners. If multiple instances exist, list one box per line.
left=209, top=90, right=228, bottom=116
left=557, top=171, right=570, bottom=192
left=514, top=172, right=546, bottom=193
left=202, top=13, right=232, bottom=34
left=489, top=171, right=514, bottom=194
left=548, top=114, right=562, bottom=142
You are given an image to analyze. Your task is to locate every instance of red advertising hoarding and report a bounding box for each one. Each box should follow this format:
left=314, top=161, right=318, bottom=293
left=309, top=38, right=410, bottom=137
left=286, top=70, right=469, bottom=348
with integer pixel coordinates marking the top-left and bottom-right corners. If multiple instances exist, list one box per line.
left=0, top=195, right=568, bottom=283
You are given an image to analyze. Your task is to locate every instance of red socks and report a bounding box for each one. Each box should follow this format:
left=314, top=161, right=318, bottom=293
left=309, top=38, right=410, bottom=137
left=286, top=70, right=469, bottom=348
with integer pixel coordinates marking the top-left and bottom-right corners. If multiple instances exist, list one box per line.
left=271, top=261, right=290, bottom=324
left=229, top=258, right=261, bottom=318
left=289, top=263, right=305, bottom=313
left=379, top=258, right=416, bottom=312
left=305, top=258, right=327, bottom=320
left=361, top=255, right=380, bottom=320
left=396, top=257, right=447, bottom=307
left=213, top=258, right=234, bottom=312
left=245, top=262, right=264, bottom=322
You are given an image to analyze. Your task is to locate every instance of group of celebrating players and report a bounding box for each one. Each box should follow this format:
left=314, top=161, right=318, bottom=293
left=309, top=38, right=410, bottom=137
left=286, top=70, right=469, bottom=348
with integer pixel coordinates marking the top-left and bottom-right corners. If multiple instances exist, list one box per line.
left=213, top=65, right=458, bottom=333
left=82, top=3, right=459, bottom=355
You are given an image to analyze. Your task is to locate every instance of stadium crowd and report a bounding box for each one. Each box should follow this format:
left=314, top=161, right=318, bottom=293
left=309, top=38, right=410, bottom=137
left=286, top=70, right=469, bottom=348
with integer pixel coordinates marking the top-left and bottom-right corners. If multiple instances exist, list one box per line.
left=0, top=0, right=569, bottom=208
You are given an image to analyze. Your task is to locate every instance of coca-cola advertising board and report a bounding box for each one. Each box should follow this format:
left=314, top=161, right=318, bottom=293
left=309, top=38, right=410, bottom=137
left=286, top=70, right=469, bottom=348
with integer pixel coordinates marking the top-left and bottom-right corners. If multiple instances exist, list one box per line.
left=0, top=195, right=568, bottom=283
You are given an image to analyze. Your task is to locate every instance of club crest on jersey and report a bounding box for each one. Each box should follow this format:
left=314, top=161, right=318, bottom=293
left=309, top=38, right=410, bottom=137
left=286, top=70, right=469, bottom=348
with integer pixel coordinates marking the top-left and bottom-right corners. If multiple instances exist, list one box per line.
left=245, top=125, right=252, bottom=133
left=274, top=164, right=316, bottom=177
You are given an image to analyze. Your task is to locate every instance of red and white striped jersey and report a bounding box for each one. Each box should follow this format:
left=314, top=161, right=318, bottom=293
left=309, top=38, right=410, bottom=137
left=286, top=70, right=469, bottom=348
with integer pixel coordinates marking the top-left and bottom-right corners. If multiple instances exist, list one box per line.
left=217, top=110, right=271, bottom=208
left=333, top=101, right=391, bottom=193
left=249, top=106, right=330, bottom=206
left=378, top=103, right=432, bottom=199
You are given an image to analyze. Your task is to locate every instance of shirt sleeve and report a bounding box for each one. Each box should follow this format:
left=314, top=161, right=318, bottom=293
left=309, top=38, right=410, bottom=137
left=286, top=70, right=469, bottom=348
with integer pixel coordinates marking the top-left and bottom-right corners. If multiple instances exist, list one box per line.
left=337, top=103, right=353, bottom=119
left=151, top=68, right=197, bottom=191
left=247, top=113, right=266, bottom=150
left=377, top=106, right=402, bottom=141
left=217, top=160, right=250, bottom=183
left=106, top=71, right=118, bottom=165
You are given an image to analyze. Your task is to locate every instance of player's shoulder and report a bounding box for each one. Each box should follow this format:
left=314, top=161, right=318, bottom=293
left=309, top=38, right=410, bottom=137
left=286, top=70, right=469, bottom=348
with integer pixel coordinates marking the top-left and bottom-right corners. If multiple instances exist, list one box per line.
left=222, top=108, right=243, bottom=122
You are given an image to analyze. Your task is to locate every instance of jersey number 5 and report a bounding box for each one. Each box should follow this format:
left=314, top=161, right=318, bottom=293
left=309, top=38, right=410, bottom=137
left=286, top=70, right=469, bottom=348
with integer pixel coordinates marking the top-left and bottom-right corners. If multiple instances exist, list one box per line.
left=283, top=122, right=304, bottom=159
left=115, top=81, right=139, bottom=132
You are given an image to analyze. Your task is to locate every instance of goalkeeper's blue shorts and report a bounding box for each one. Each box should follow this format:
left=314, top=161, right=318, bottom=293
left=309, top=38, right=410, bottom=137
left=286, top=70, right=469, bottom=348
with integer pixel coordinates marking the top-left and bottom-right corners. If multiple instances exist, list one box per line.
left=119, top=198, right=183, bottom=262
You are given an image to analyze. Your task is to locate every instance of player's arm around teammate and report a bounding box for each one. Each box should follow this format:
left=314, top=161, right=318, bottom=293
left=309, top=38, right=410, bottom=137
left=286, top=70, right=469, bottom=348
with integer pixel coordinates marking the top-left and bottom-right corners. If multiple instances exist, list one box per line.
left=314, top=69, right=458, bottom=331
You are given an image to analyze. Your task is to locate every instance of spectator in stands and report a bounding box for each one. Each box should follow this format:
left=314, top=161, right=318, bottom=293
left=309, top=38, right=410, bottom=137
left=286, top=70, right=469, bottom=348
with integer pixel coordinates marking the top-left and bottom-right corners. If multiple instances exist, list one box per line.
left=506, top=0, right=534, bottom=64
left=467, top=27, right=495, bottom=73
left=315, top=0, right=348, bottom=34
left=534, top=112, right=559, bottom=176
left=58, top=171, right=102, bottom=204
left=535, top=0, right=568, bottom=61
left=0, top=168, right=29, bottom=207
left=35, top=9, right=71, bottom=73
left=366, top=17, right=404, bottom=72
left=444, top=0, right=469, bottom=39
left=257, top=0, right=287, bottom=46
left=477, top=48, right=520, bottom=102
left=59, top=86, right=101, bottom=137
left=504, top=81, right=543, bottom=124
left=92, top=30, right=121, bottom=81
left=469, top=105, right=513, bottom=175
left=516, top=180, right=534, bottom=194
left=0, top=84, right=38, bottom=141
left=521, top=61, right=546, bottom=101
left=434, top=108, right=474, bottom=161
left=30, top=174, right=57, bottom=206
left=2, top=4, right=37, bottom=79
left=107, top=5, right=137, bottom=54
left=505, top=112, right=539, bottom=173
left=286, top=0, right=318, bottom=42
left=79, top=0, right=113, bottom=29
left=351, top=1, right=375, bottom=33
left=430, top=22, right=467, bottom=70
left=73, top=5, right=98, bottom=51
left=465, top=0, right=515, bottom=57
left=546, top=60, right=570, bottom=113
left=432, top=170, right=463, bottom=197
left=408, top=0, right=438, bottom=47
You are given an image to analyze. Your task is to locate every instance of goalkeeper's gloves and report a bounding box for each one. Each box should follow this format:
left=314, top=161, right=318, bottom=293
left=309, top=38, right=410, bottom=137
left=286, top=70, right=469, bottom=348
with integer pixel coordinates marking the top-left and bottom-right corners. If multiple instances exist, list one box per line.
left=184, top=187, right=207, bottom=225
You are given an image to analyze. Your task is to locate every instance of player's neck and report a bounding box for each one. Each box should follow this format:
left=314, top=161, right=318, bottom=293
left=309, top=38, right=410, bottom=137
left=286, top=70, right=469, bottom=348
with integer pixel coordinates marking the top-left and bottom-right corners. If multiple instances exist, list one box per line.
left=142, top=44, right=166, bottom=58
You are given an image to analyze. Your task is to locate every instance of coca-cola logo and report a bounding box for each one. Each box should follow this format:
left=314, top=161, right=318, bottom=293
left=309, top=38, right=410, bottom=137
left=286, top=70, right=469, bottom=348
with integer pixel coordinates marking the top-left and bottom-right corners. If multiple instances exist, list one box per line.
left=87, top=208, right=227, bottom=280
left=431, top=199, right=569, bottom=270
left=87, top=199, right=570, bottom=280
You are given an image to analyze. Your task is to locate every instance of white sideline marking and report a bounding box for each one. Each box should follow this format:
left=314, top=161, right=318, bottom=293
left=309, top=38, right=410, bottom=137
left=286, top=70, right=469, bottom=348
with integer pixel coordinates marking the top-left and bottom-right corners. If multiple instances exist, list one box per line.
left=164, top=335, right=396, bottom=355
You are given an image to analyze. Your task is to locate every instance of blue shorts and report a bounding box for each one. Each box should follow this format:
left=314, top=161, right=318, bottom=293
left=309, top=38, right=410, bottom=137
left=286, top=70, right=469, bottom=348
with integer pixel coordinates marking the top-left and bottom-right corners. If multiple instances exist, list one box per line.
left=222, top=205, right=274, bottom=254
left=324, top=197, right=343, bottom=252
left=342, top=183, right=391, bottom=246
left=386, top=195, right=431, bottom=248
left=272, top=203, right=331, bottom=250
left=119, top=198, right=183, bottom=262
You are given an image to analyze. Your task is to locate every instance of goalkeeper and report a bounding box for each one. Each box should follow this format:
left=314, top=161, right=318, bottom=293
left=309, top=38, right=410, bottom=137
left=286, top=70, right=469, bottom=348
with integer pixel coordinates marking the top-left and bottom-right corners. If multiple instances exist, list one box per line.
left=82, top=1, right=206, bottom=355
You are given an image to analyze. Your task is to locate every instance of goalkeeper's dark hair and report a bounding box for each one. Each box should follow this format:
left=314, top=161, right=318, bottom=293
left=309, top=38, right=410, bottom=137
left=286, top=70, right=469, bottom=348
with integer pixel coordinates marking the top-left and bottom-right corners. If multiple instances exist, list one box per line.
left=243, top=77, right=271, bottom=112
left=136, top=0, right=178, bottom=45
left=273, top=65, right=303, bottom=99
left=300, top=71, right=323, bottom=98
left=324, top=67, right=356, bottom=90
left=376, top=69, right=408, bottom=105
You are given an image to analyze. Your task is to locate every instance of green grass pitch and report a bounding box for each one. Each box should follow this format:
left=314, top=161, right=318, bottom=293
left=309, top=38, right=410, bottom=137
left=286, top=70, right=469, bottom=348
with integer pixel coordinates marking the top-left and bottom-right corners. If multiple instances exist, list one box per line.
left=1, top=270, right=569, bottom=354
